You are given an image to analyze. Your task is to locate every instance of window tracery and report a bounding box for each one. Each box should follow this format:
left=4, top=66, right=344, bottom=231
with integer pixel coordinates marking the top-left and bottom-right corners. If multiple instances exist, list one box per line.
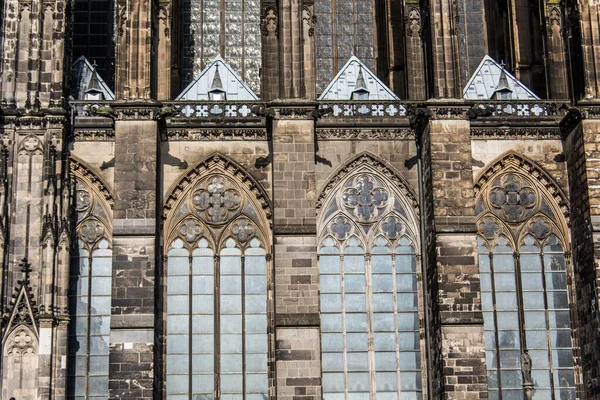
left=317, top=154, right=424, bottom=400
left=68, top=162, right=114, bottom=399
left=163, top=154, right=272, bottom=400
left=475, top=153, right=575, bottom=400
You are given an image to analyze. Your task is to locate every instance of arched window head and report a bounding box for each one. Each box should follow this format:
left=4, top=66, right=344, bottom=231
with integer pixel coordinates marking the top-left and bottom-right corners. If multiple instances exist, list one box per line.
left=163, top=155, right=271, bottom=399
left=476, top=153, right=575, bottom=399
left=317, top=154, right=424, bottom=399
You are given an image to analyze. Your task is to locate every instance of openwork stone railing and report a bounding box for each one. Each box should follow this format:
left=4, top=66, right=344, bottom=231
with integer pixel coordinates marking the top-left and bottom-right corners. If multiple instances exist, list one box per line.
left=163, top=102, right=264, bottom=119
left=318, top=101, right=411, bottom=118
left=472, top=101, right=569, bottom=117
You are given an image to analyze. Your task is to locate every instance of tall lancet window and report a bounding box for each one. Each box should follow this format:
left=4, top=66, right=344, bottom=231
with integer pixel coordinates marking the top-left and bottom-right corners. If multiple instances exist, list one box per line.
left=180, top=0, right=262, bottom=93
left=475, top=153, right=576, bottom=400
left=68, top=169, right=114, bottom=399
left=315, top=0, right=376, bottom=94
left=162, top=155, right=272, bottom=399
left=317, top=154, right=425, bottom=400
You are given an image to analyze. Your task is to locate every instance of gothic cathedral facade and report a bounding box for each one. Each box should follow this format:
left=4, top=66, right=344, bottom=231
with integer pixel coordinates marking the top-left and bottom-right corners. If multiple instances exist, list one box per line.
left=1, top=0, right=600, bottom=399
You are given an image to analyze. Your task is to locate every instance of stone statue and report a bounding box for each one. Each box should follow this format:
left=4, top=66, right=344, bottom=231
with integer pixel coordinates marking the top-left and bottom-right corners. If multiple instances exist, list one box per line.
left=521, top=351, right=533, bottom=385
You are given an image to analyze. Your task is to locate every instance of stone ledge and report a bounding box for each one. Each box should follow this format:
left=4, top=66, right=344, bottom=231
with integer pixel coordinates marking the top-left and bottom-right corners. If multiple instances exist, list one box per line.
left=276, top=313, right=320, bottom=327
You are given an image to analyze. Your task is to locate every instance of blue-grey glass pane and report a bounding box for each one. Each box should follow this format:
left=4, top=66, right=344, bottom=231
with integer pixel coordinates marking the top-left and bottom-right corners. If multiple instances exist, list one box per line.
left=346, top=333, right=369, bottom=351
left=92, top=257, right=112, bottom=276
left=524, top=311, right=546, bottom=329
left=372, top=274, right=393, bottom=292
left=486, top=350, right=497, bottom=369
left=529, top=350, right=549, bottom=368
left=376, top=371, right=398, bottom=391
left=192, top=334, right=214, bottom=353
left=346, top=313, right=368, bottom=331
left=501, top=389, right=524, bottom=399
left=520, top=253, right=542, bottom=271
left=347, top=372, right=369, bottom=392
left=375, top=332, right=397, bottom=351
left=168, top=276, right=189, bottom=294
left=322, top=352, right=344, bottom=371
left=555, top=389, right=576, bottom=400
left=89, top=355, right=109, bottom=375
left=479, top=253, right=491, bottom=272
left=373, top=313, right=395, bottom=331
left=347, top=352, right=369, bottom=371
left=496, top=312, right=519, bottom=329
left=246, top=275, right=266, bottom=294
left=220, top=256, right=241, bottom=274
left=322, top=314, right=343, bottom=332
left=485, top=331, right=497, bottom=348
left=246, top=373, right=268, bottom=393
left=400, top=351, right=421, bottom=370
left=168, top=354, right=189, bottom=373
left=193, top=315, right=214, bottom=333
left=499, top=350, right=520, bottom=368
left=320, top=275, right=341, bottom=293
left=345, top=294, right=366, bottom=312
left=246, top=314, right=267, bottom=333
left=396, top=275, right=417, bottom=292
left=523, top=292, right=545, bottom=309
left=553, top=370, right=575, bottom=387
left=396, top=255, right=416, bottom=273
left=193, top=276, right=214, bottom=294
left=221, top=295, right=242, bottom=313
left=323, top=372, right=345, bottom=392
left=494, top=272, right=516, bottom=290
left=400, top=372, right=422, bottom=390
left=547, top=292, right=569, bottom=309
left=544, top=253, right=566, bottom=271
left=192, top=373, right=214, bottom=394
left=481, top=292, right=494, bottom=311
left=220, top=373, right=243, bottom=392
left=221, top=334, right=243, bottom=353
left=221, top=315, right=242, bottom=333
left=372, top=293, right=394, bottom=312
left=498, top=330, right=520, bottom=348
left=480, top=273, right=492, bottom=291
left=321, top=294, right=343, bottom=312
left=168, top=255, right=189, bottom=275
left=552, top=349, right=574, bottom=368
left=168, top=295, right=189, bottom=314
left=550, top=330, right=572, bottom=348
left=91, top=277, right=111, bottom=296
left=167, top=374, right=189, bottom=394
left=246, top=353, right=268, bottom=372
left=345, top=275, right=366, bottom=293
left=192, top=295, right=214, bottom=313
left=526, top=330, right=548, bottom=348
left=321, top=255, right=341, bottom=273
left=397, top=293, right=418, bottom=310
left=89, top=336, right=109, bottom=354
left=520, top=272, right=543, bottom=291
left=493, top=254, right=515, bottom=271
left=372, top=255, right=392, bottom=273
left=398, top=313, right=419, bottom=330
left=221, top=276, right=241, bottom=294
left=500, top=370, right=523, bottom=389
left=88, top=376, right=109, bottom=396
left=245, top=256, right=266, bottom=275
left=192, top=354, right=214, bottom=373
left=246, top=334, right=268, bottom=353
left=495, top=293, right=517, bottom=310
left=399, top=332, right=419, bottom=350
left=545, top=272, right=567, bottom=290
left=375, top=351, right=397, bottom=370
left=167, top=334, right=189, bottom=353
left=344, top=255, right=365, bottom=273
left=531, top=370, right=551, bottom=387
left=487, top=370, right=499, bottom=389
left=221, top=354, right=243, bottom=372
left=192, top=254, right=213, bottom=275
left=322, top=333, right=344, bottom=351
left=245, top=294, right=267, bottom=313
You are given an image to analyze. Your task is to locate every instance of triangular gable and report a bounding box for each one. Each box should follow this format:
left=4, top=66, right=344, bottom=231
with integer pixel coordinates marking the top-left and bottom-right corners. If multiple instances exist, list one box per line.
left=463, top=55, right=539, bottom=100
left=71, top=56, right=115, bottom=101
left=318, top=56, right=399, bottom=101
left=3, top=259, right=38, bottom=342
left=176, top=56, right=259, bottom=101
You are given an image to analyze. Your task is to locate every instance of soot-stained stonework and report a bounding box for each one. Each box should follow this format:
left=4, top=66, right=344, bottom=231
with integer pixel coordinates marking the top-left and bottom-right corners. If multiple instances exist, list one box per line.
left=2, top=0, right=600, bottom=399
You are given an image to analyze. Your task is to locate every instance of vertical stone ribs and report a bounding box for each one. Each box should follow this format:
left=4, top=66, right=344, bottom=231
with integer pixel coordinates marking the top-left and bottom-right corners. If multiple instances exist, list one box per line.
left=0, top=0, right=66, bottom=109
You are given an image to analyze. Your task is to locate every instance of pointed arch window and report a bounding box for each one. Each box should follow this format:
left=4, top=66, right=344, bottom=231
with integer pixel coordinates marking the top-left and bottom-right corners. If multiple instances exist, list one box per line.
left=475, top=158, right=576, bottom=400
left=162, top=157, right=272, bottom=400
left=317, top=156, right=424, bottom=400
left=68, top=172, right=114, bottom=399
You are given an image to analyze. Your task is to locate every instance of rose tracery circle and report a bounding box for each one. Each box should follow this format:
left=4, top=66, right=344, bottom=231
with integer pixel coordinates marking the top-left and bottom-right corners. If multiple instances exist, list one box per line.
left=191, top=176, right=242, bottom=225
left=488, top=174, right=537, bottom=223
left=341, top=175, right=389, bottom=222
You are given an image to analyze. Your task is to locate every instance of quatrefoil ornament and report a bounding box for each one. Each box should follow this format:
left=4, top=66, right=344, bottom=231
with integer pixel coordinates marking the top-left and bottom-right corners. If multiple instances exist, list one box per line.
left=179, top=219, right=203, bottom=243
left=488, top=174, right=537, bottom=223
left=231, top=219, right=256, bottom=243
left=192, top=176, right=242, bottom=224
left=342, top=175, right=390, bottom=222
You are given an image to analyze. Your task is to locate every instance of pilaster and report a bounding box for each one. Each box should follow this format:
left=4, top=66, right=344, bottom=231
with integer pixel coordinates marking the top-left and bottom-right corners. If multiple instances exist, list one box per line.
left=270, top=101, right=321, bottom=400
left=578, top=0, right=600, bottom=99
left=562, top=103, right=600, bottom=398
left=108, top=103, right=159, bottom=399
left=422, top=101, right=487, bottom=398
left=428, top=0, right=461, bottom=98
